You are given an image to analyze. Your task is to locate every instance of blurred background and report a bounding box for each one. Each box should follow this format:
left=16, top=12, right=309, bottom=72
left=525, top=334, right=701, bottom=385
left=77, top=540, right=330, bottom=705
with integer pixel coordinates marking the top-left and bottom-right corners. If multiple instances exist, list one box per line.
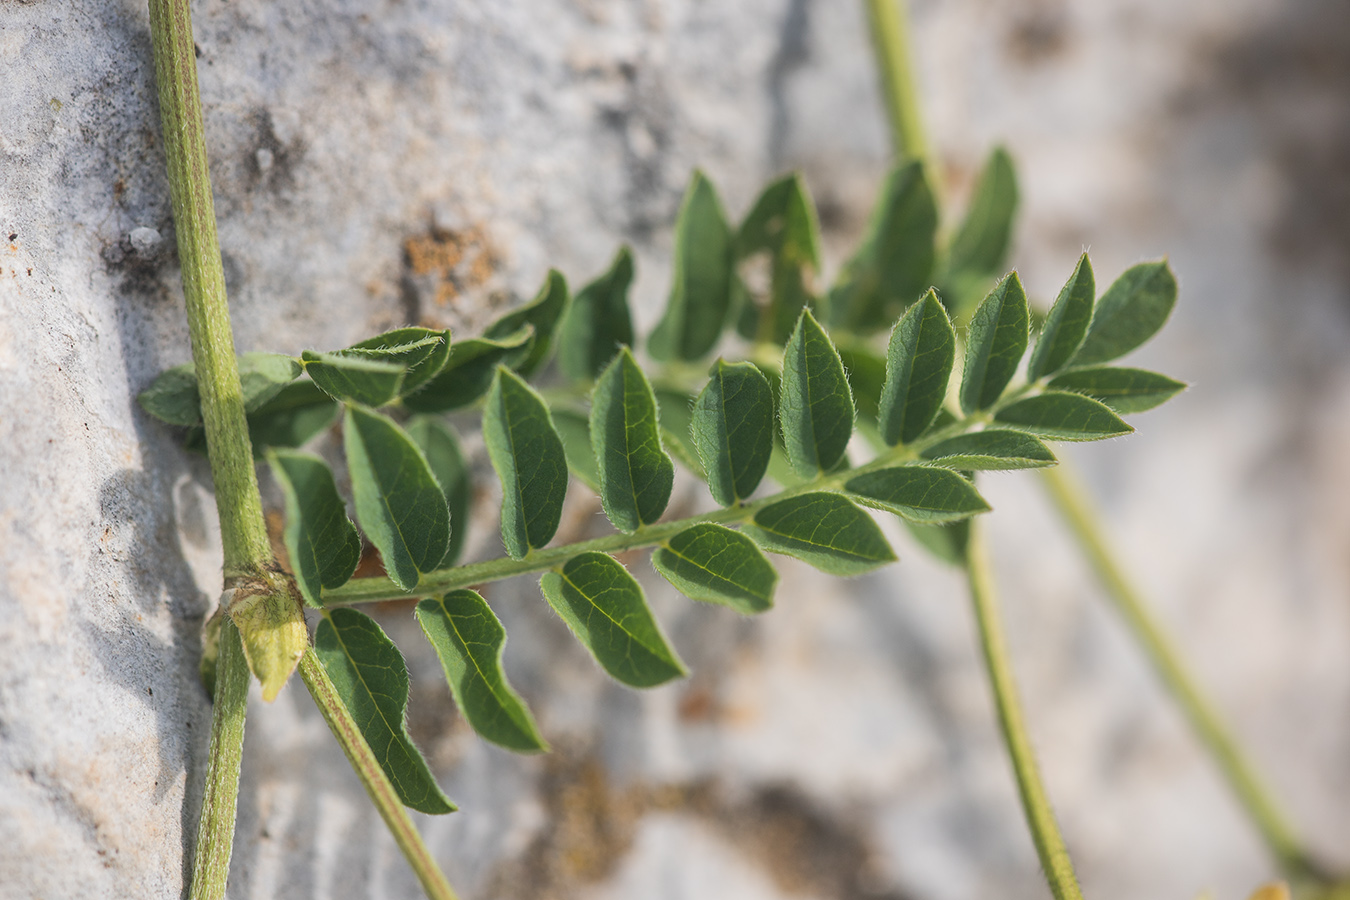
left=2, top=0, right=1348, bottom=898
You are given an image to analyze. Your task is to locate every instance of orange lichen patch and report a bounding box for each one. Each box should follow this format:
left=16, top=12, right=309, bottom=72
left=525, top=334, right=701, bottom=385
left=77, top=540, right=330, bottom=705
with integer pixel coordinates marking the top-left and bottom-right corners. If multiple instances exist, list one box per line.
left=434, top=281, right=459, bottom=306
left=404, top=232, right=465, bottom=275
left=404, top=220, right=503, bottom=311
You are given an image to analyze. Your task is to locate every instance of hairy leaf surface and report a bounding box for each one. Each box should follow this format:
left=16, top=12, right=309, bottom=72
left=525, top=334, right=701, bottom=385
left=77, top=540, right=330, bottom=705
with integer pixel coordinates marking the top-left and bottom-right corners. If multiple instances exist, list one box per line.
left=845, top=466, right=990, bottom=523
left=649, top=171, right=734, bottom=361
left=879, top=290, right=956, bottom=445
left=417, top=591, right=547, bottom=752
left=407, top=417, right=471, bottom=569
left=402, top=326, right=534, bottom=413
left=558, top=247, right=636, bottom=381
left=652, top=523, right=777, bottom=614
left=345, top=328, right=451, bottom=396
left=1072, top=260, right=1177, bottom=366
left=344, top=405, right=450, bottom=590
left=994, top=392, right=1133, bottom=441
left=483, top=368, right=568, bottom=559
left=920, top=430, right=1056, bottom=470
left=302, top=350, right=406, bottom=407
left=315, top=609, right=455, bottom=813
left=780, top=311, right=855, bottom=476
left=691, top=361, right=774, bottom=506
left=268, top=450, right=361, bottom=606
left=960, top=273, right=1029, bottom=413
left=591, top=349, right=674, bottom=532
left=1047, top=366, right=1186, bottom=414
left=540, top=552, right=686, bottom=687
left=745, top=492, right=895, bottom=575
left=1027, top=254, right=1094, bottom=380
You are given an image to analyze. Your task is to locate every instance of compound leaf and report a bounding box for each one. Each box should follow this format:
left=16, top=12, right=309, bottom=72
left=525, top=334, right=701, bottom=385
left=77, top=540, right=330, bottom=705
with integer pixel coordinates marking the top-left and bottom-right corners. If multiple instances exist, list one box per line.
left=483, top=368, right=568, bottom=559
left=649, top=171, right=734, bottom=361
left=879, top=290, right=956, bottom=445
left=487, top=269, right=569, bottom=376
left=558, top=246, right=636, bottom=381
left=344, top=405, right=450, bottom=590
left=780, top=310, right=855, bottom=476
left=691, top=361, right=775, bottom=506
left=402, top=326, right=535, bottom=413
left=315, top=609, right=455, bottom=814
left=1027, top=253, right=1093, bottom=380
left=960, top=273, right=1029, bottom=413
left=994, top=392, right=1133, bottom=441
left=845, top=466, right=990, bottom=523
left=1072, top=260, right=1178, bottom=366
left=1047, top=366, right=1186, bottom=414
left=406, top=417, right=471, bottom=569
left=946, top=146, right=1018, bottom=279
left=416, top=591, right=547, bottom=753
left=828, top=160, right=937, bottom=332
left=745, top=492, right=895, bottom=576
left=590, top=349, right=674, bottom=532
left=651, top=523, right=777, bottom=615
left=267, top=449, right=361, bottom=606
left=920, top=430, right=1056, bottom=470
left=539, top=552, right=685, bottom=688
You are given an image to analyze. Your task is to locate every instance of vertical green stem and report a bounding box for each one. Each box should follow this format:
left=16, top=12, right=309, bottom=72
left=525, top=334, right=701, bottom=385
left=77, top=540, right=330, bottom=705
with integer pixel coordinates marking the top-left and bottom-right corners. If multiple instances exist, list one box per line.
left=965, top=522, right=1085, bottom=900
left=147, top=0, right=270, bottom=576
left=1038, top=463, right=1320, bottom=879
left=147, top=0, right=270, bottom=896
left=863, top=0, right=929, bottom=163
left=297, top=650, right=461, bottom=900
left=189, top=618, right=249, bottom=900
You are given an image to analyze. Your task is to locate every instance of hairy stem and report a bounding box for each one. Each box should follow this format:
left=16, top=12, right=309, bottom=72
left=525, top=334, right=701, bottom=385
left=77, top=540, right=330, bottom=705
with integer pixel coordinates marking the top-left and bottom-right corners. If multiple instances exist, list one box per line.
left=297, top=650, right=460, bottom=900
left=863, top=0, right=929, bottom=162
left=188, top=619, right=249, bottom=900
left=1039, top=463, right=1320, bottom=879
left=146, top=0, right=272, bottom=894
left=965, top=522, right=1084, bottom=900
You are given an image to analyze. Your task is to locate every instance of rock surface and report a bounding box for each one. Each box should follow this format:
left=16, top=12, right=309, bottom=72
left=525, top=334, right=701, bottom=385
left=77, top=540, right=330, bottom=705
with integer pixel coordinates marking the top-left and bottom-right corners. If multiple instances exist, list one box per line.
left=2, top=0, right=1348, bottom=898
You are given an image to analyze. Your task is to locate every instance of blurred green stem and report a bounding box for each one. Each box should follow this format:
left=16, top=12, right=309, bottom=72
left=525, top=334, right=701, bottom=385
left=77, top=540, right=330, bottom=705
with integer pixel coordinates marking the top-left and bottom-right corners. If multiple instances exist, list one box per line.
left=863, top=0, right=929, bottom=162
left=1039, top=463, right=1322, bottom=880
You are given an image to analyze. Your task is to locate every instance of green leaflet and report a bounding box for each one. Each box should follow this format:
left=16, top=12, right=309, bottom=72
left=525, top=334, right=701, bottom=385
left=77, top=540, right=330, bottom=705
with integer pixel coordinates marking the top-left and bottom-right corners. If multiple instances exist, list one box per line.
left=551, top=408, right=600, bottom=492
left=648, top=171, right=734, bottom=361
left=906, top=519, right=970, bottom=566
left=401, top=326, right=535, bottom=413
left=845, top=466, right=990, bottom=524
left=1027, top=253, right=1094, bottom=380
left=920, top=429, right=1057, bottom=470
left=267, top=450, right=361, bottom=606
left=302, top=350, right=406, bottom=407
left=994, top=392, right=1134, bottom=441
left=244, top=380, right=339, bottom=451
left=735, top=173, right=823, bottom=344
left=651, top=523, right=777, bottom=615
left=838, top=345, right=887, bottom=422
left=416, top=591, right=547, bottom=753
left=558, top=246, right=636, bottom=381
left=828, top=160, right=937, bottom=332
left=745, top=492, right=895, bottom=576
left=960, top=273, right=1029, bottom=414
left=343, top=405, right=450, bottom=590
left=590, top=349, right=674, bottom=533
left=139, top=352, right=302, bottom=426
left=315, top=609, right=455, bottom=814
left=655, top=388, right=705, bottom=480
left=406, top=417, right=471, bottom=569
left=1071, top=260, right=1178, bottom=366
left=691, top=361, right=774, bottom=506
left=1048, top=366, right=1187, bottom=414
left=487, top=269, right=570, bottom=376
left=539, top=552, right=686, bottom=688
left=780, top=311, right=855, bottom=476
left=879, top=290, right=956, bottom=445
left=483, top=368, right=568, bottom=559
left=945, top=146, right=1018, bottom=280
left=347, top=328, right=452, bottom=396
